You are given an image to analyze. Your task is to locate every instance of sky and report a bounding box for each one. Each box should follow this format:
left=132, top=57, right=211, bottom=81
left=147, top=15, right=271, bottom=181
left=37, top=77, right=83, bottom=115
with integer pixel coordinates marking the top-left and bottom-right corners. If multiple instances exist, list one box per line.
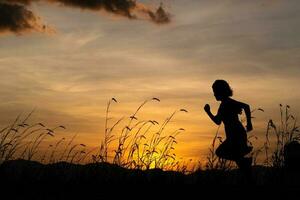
left=0, top=0, right=300, bottom=163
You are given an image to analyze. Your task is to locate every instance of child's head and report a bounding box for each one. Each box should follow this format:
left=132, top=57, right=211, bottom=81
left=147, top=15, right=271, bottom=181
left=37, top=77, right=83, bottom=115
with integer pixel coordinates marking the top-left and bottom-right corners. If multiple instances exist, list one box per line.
left=212, top=80, right=233, bottom=101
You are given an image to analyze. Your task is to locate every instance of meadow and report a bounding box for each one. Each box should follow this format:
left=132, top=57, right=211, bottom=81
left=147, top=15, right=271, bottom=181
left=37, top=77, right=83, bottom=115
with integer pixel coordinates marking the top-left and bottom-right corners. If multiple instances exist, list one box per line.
left=0, top=98, right=300, bottom=197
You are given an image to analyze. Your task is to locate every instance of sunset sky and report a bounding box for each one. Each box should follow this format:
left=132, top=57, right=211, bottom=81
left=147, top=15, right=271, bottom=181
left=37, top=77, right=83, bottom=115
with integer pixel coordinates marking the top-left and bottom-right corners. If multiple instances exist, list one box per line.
left=0, top=0, right=300, bottom=162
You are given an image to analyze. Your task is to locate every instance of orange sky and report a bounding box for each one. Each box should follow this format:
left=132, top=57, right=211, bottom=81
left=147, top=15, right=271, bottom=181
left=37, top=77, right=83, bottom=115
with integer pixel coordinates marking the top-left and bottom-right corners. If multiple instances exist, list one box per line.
left=0, top=0, right=300, bottom=164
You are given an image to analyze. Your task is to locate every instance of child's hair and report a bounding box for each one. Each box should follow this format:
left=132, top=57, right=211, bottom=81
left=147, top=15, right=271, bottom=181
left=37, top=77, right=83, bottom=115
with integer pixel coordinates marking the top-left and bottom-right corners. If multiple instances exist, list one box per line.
left=212, top=80, right=233, bottom=97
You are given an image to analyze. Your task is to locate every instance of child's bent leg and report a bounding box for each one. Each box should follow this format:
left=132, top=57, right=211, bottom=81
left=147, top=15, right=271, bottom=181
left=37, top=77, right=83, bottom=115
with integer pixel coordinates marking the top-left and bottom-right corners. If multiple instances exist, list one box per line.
left=216, top=140, right=231, bottom=159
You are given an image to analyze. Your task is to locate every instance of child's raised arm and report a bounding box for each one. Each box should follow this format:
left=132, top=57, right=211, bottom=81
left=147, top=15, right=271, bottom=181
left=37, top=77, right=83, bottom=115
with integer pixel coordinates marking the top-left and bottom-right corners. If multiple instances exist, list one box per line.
left=204, top=104, right=222, bottom=125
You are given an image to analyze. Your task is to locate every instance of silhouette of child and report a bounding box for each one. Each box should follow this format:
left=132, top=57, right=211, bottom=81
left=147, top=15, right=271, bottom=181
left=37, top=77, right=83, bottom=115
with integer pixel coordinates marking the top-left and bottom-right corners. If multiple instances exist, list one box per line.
left=204, top=80, right=253, bottom=178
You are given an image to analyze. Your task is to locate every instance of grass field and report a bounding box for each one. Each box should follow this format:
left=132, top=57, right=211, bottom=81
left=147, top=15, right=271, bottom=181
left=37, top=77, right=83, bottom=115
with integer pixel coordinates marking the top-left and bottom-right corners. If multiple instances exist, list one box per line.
left=0, top=99, right=299, bottom=198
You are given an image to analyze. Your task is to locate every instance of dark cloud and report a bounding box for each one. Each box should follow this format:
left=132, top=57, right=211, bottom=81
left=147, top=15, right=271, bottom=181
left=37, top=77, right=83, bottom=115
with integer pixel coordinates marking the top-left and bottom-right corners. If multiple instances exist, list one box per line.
left=0, top=2, right=47, bottom=34
left=49, top=0, right=137, bottom=18
left=49, top=0, right=171, bottom=24
left=137, top=2, right=171, bottom=24
left=0, top=0, right=171, bottom=34
left=153, top=5, right=171, bottom=24
left=4, top=0, right=37, bottom=4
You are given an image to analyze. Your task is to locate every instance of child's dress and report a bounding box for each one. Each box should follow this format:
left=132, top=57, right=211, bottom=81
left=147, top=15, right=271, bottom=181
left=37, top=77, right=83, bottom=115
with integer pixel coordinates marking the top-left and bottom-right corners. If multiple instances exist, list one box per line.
left=215, top=98, right=252, bottom=160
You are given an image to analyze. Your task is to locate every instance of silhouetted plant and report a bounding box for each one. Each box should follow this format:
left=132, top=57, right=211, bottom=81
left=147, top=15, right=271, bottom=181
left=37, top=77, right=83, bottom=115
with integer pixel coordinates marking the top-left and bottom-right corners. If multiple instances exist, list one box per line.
left=94, top=98, right=188, bottom=171
left=0, top=110, right=66, bottom=163
left=264, top=104, right=299, bottom=167
left=97, top=98, right=121, bottom=162
left=49, top=137, right=65, bottom=163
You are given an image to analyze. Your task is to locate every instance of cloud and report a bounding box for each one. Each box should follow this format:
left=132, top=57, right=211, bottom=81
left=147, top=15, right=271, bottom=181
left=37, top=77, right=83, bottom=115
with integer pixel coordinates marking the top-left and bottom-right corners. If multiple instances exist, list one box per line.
left=48, top=0, right=171, bottom=24
left=0, top=1, right=49, bottom=34
left=49, top=0, right=137, bottom=19
left=0, top=0, right=171, bottom=35
left=135, top=2, right=171, bottom=24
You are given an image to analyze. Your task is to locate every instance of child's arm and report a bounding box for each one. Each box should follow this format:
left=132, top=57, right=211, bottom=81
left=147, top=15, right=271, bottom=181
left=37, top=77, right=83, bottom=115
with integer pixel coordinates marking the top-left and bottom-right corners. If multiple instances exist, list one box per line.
left=204, top=104, right=222, bottom=125
left=238, top=101, right=253, bottom=132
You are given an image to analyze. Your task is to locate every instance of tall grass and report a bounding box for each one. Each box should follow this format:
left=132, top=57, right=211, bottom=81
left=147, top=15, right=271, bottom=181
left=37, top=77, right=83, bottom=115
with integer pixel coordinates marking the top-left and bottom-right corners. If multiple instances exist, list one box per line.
left=1, top=100, right=298, bottom=175
left=0, top=110, right=51, bottom=163
left=264, top=104, right=299, bottom=167
left=0, top=98, right=190, bottom=171
left=93, top=98, right=189, bottom=171
left=0, top=111, right=90, bottom=165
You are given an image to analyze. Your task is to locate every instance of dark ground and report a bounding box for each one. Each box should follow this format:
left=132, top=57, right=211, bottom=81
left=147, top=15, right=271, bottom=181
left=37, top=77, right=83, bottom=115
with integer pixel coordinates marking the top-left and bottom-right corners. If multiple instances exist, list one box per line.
left=0, top=160, right=299, bottom=199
